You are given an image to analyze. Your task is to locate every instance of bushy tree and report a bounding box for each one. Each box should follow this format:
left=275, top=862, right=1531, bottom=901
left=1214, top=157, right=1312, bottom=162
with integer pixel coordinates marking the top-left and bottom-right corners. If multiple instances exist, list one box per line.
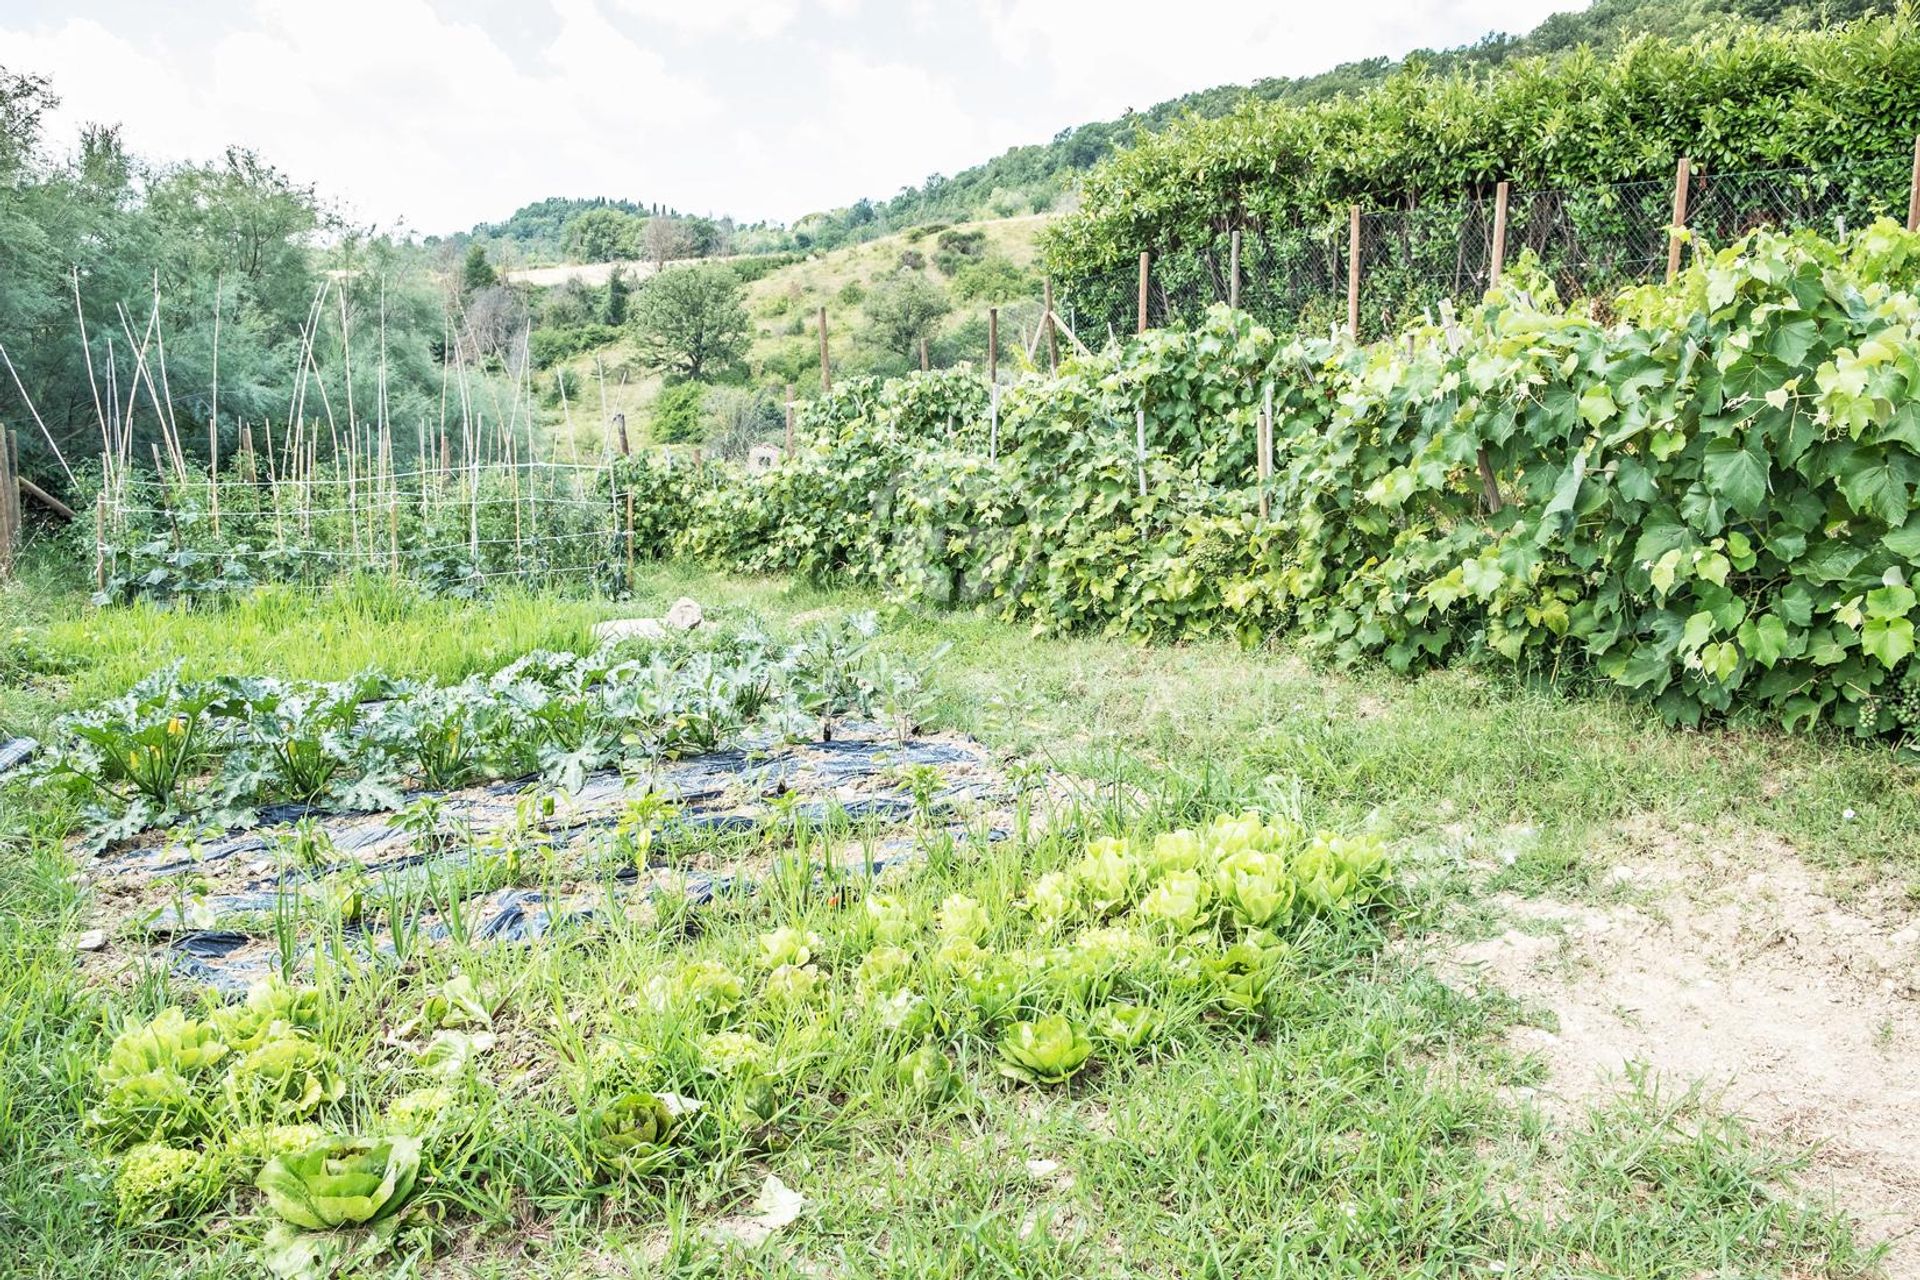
left=651, top=380, right=706, bottom=442
left=630, top=264, right=749, bottom=380
left=461, top=243, right=497, bottom=293
left=861, top=272, right=951, bottom=361
left=563, top=208, right=642, bottom=263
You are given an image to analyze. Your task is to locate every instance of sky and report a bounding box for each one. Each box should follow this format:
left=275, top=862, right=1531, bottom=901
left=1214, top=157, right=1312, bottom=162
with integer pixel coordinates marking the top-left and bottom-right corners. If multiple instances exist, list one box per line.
left=2, top=0, right=1586, bottom=236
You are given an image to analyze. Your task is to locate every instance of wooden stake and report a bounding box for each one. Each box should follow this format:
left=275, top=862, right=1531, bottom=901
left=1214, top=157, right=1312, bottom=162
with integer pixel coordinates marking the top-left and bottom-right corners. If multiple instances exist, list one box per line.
left=1258, top=384, right=1273, bottom=522
left=784, top=384, right=795, bottom=459
left=0, top=424, right=14, bottom=581
left=817, top=307, right=831, bottom=393
left=1666, top=156, right=1692, bottom=284
left=1229, top=229, right=1242, bottom=310
left=920, top=336, right=929, bottom=372
left=1490, top=181, right=1511, bottom=285
left=1347, top=205, right=1362, bottom=339
left=1137, top=252, right=1150, bottom=335
left=1043, top=279, right=1058, bottom=374
left=1908, top=135, right=1920, bottom=234
left=613, top=411, right=630, bottom=456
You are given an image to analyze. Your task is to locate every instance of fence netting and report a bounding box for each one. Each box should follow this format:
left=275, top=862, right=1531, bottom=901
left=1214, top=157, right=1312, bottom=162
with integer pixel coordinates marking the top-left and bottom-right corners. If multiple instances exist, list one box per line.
left=1059, top=154, right=1916, bottom=341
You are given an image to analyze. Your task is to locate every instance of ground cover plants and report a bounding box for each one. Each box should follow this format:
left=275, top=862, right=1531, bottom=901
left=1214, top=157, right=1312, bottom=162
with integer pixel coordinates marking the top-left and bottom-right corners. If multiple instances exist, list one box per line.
left=3, top=566, right=1909, bottom=1277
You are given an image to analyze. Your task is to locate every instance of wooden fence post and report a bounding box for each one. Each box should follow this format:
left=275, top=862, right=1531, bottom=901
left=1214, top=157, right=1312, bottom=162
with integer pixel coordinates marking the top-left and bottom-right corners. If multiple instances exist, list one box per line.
left=0, top=424, right=14, bottom=581
left=784, top=384, right=795, bottom=459
left=1666, top=156, right=1692, bottom=284
left=1490, top=181, right=1511, bottom=285
left=919, top=336, right=929, bottom=372
left=988, top=307, right=1000, bottom=462
left=1347, top=205, right=1362, bottom=339
left=1042, top=279, right=1059, bottom=374
left=817, top=307, right=831, bottom=393
left=1908, top=135, right=1920, bottom=234
left=1137, top=252, right=1150, bottom=335
left=613, top=411, right=630, bottom=456
left=1228, top=229, right=1242, bottom=310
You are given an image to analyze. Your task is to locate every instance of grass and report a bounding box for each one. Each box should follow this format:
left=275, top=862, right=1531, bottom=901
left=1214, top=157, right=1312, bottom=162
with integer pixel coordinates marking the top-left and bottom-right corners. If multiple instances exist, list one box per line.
left=0, top=555, right=1906, bottom=1279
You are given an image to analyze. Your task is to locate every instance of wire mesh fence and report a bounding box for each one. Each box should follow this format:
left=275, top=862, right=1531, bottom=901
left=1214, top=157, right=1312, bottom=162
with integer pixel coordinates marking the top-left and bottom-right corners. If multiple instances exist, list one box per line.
left=1058, top=152, right=1919, bottom=341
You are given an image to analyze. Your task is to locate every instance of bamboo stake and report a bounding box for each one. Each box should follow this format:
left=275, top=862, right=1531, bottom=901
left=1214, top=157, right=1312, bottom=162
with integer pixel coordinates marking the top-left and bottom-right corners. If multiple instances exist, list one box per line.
left=1490, top=181, right=1511, bottom=286
left=1666, top=156, right=1692, bottom=284
left=0, top=343, right=75, bottom=485
left=72, top=267, right=109, bottom=484
left=209, top=273, right=222, bottom=535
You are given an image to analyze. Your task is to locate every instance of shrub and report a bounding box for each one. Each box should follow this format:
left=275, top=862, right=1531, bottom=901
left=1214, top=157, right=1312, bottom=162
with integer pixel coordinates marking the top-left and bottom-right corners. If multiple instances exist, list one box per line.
left=651, top=381, right=708, bottom=444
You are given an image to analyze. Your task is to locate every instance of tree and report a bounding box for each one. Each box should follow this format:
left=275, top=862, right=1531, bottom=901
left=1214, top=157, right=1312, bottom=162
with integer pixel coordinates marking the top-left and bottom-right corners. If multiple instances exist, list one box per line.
left=563, top=207, right=641, bottom=263
left=630, top=263, right=749, bottom=380
left=861, top=271, right=951, bottom=362
left=462, top=243, right=497, bottom=293
left=644, top=216, right=699, bottom=268
left=651, top=380, right=706, bottom=442
left=604, top=266, right=631, bottom=326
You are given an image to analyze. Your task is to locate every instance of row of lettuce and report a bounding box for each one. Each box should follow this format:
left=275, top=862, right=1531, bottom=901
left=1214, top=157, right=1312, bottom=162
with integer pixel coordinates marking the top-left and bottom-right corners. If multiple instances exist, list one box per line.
left=92, top=811, right=1390, bottom=1269
left=614, top=221, right=1920, bottom=737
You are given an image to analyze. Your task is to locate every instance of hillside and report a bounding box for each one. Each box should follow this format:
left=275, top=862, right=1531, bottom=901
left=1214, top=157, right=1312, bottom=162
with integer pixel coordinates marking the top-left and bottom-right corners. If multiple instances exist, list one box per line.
left=540, top=215, right=1048, bottom=458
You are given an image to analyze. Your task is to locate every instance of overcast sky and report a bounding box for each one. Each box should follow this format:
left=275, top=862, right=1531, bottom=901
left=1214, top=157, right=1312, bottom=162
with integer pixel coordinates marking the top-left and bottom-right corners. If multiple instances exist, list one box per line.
left=4, top=0, right=1585, bottom=235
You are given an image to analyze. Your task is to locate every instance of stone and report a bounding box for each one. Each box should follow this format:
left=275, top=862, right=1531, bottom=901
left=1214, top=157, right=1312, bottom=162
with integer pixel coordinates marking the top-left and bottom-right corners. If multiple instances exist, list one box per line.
left=664, top=597, right=704, bottom=630
left=592, top=617, right=668, bottom=644
left=73, top=929, right=106, bottom=952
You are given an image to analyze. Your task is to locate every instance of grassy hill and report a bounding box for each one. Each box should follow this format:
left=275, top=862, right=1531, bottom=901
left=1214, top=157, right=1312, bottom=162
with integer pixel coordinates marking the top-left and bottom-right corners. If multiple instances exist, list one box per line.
left=541, top=215, right=1049, bottom=459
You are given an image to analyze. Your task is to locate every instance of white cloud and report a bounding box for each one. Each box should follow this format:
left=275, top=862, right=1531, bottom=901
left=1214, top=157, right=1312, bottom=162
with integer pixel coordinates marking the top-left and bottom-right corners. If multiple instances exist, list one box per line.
left=612, top=0, right=803, bottom=38
left=981, top=0, right=1578, bottom=119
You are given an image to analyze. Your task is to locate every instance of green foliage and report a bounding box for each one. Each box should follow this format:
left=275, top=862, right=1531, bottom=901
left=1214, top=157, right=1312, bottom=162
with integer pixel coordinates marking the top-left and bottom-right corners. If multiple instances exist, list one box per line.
left=948, top=253, right=1032, bottom=304
left=652, top=381, right=707, bottom=444
left=861, top=273, right=952, bottom=361
left=256, top=1135, right=422, bottom=1229
left=621, top=221, right=1920, bottom=740
left=996, top=1015, right=1093, bottom=1084
left=461, top=244, right=497, bottom=294
left=631, top=264, right=751, bottom=381
left=562, top=207, right=644, bottom=262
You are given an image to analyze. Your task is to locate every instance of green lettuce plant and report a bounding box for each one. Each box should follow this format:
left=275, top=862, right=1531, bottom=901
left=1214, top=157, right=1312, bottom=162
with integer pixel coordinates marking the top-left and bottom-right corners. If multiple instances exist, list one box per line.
left=997, top=1015, right=1094, bottom=1085
left=588, top=1092, right=679, bottom=1177
left=256, top=1134, right=422, bottom=1229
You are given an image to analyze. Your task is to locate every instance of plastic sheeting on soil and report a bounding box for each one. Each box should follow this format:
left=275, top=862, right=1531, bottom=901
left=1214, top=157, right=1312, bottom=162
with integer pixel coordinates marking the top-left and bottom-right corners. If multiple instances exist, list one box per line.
left=0, top=737, right=35, bottom=781
left=81, top=721, right=1009, bottom=994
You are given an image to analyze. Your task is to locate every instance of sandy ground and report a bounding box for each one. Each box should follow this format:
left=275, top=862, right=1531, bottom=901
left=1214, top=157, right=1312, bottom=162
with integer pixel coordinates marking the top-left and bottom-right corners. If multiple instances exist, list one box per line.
left=1446, top=816, right=1920, bottom=1272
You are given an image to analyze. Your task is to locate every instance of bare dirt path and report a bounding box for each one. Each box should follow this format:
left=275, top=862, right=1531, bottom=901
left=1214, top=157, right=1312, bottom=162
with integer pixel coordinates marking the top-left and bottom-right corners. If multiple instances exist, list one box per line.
left=1446, top=817, right=1920, bottom=1273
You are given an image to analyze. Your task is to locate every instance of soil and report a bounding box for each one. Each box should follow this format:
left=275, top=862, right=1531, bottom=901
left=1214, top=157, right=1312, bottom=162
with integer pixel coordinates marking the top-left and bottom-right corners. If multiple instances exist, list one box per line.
left=1445, top=816, right=1920, bottom=1273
